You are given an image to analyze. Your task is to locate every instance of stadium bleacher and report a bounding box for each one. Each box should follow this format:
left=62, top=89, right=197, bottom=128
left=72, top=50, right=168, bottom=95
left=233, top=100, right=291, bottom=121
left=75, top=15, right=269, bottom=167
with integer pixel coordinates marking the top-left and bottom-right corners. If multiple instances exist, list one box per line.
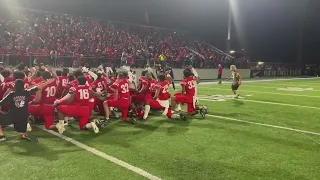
left=0, top=9, right=249, bottom=68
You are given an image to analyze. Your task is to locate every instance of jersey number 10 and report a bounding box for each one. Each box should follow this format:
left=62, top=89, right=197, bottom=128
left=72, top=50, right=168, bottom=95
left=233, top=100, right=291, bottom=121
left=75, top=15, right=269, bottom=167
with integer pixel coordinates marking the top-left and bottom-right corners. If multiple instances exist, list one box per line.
left=45, top=86, right=56, bottom=97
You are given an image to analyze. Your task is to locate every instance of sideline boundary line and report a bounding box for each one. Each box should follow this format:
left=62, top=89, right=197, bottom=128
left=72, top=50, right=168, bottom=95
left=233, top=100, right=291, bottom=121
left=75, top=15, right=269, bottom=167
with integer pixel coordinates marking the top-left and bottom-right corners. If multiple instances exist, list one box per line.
left=38, top=126, right=162, bottom=180
left=200, top=77, right=319, bottom=85
left=200, top=87, right=320, bottom=98
left=199, top=97, right=320, bottom=110
left=203, top=114, right=320, bottom=136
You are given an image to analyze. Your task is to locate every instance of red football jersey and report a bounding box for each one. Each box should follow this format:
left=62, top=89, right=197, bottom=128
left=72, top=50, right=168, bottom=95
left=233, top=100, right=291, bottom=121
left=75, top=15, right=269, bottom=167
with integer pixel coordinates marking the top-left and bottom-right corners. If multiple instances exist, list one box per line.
left=84, top=74, right=92, bottom=85
left=113, top=79, right=130, bottom=99
left=6, top=77, right=31, bottom=90
left=69, top=85, right=92, bottom=106
left=56, top=76, right=68, bottom=96
left=138, top=76, right=147, bottom=90
left=154, top=80, right=170, bottom=100
left=91, top=78, right=108, bottom=92
left=58, top=76, right=68, bottom=89
left=106, top=77, right=116, bottom=94
left=30, top=77, right=44, bottom=86
left=64, top=79, right=79, bottom=90
left=41, top=80, right=59, bottom=104
left=149, top=79, right=157, bottom=93
left=181, top=76, right=196, bottom=96
left=0, top=82, right=8, bottom=99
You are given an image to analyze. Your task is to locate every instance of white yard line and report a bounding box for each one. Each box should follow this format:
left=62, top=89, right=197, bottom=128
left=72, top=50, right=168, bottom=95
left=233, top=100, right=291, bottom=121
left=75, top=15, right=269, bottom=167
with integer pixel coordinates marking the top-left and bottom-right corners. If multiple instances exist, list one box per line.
left=201, top=77, right=320, bottom=85
left=200, top=87, right=320, bottom=98
left=203, top=114, right=320, bottom=136
left=246, top=83, right=320, bottom=88
left=38, top=126, right=162, bottom=180
left=199, top=98, right=320, bottom=110
left=240, top=85, right=320, bottom=91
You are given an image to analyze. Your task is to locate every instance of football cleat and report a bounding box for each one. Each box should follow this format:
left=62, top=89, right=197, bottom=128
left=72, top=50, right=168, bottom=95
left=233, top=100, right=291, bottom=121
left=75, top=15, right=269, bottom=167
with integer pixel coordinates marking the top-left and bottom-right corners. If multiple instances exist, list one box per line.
left=22, top=134, right=38, bottom=143
left=179, top=113, right=187, bottom=121
left=0, top=135, right=7, bottom=141
left=56, top=122, right=65, bottom=134
left=199, top=106, right=208, bottom=119
left=27, top=123, right=32, bottom=132
left=94, top=119, right=108, bottom=128
left=90, top=121, right=100, bottom=134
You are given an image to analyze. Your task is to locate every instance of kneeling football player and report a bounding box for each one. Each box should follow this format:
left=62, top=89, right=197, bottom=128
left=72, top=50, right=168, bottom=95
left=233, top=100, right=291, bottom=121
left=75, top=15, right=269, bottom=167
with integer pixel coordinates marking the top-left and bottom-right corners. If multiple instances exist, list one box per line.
left=171, top=69, right=208, bottom=118
left=143, top=73, right=186, bottom=121
left=103, top=71, right=136, bottom=124
left=54, top=76, right=104, bottom=134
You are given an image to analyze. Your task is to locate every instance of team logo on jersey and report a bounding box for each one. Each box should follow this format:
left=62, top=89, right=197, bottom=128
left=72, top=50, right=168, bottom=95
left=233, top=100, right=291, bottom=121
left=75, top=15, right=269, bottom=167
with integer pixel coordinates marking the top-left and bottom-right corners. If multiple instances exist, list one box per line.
left=13, top=96, right=26, bottom=108
left=276, top=87, right=313, bottom=92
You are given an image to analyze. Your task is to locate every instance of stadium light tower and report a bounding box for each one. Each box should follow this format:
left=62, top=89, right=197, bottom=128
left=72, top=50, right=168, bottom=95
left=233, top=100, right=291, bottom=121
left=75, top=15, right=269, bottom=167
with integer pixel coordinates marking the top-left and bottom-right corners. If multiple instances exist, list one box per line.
left=226, top=0, right=232, bottom=52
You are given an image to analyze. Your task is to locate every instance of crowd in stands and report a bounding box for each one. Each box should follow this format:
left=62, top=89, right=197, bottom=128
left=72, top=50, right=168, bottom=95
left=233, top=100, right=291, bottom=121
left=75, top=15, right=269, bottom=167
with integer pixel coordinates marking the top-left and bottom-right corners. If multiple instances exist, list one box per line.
left=0, top=10, right=248, bottom=68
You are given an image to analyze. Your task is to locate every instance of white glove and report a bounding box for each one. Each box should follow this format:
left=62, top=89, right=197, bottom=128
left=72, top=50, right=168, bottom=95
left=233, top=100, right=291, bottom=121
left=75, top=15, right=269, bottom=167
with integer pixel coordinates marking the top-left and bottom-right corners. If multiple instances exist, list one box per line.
left=98, top=64, right=103, bottom=70
left=106, top=67, right=113, bottom=74
left=82, top=67, right=89, bottom=73
left=191, top=68, right=199, bottom=77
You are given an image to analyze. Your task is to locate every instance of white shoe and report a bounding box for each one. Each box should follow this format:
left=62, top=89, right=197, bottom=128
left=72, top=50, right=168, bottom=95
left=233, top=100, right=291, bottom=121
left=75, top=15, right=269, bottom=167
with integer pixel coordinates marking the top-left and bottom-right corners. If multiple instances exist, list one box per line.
left=174, top=106, right=181, bottom=112
left=56, top=122, right=65, bottom=134
left=90, top=121, right=99, bottom=134
left=27, top=123, right=32, bottom=132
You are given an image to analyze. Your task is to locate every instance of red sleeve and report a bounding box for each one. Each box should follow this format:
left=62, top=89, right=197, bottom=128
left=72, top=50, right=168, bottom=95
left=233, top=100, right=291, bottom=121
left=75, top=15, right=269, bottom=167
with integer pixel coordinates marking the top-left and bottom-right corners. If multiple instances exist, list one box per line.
left=69, top=87, right=76, bottom=93
left=154, top=83, right=161, bottom=90
left=7, top=82, right=15, bottom=89
left=180, top=79, right=187, bottom=86
left=91, top=82, right=97, bottom=89
left=112, top=82, right=120, bottom=90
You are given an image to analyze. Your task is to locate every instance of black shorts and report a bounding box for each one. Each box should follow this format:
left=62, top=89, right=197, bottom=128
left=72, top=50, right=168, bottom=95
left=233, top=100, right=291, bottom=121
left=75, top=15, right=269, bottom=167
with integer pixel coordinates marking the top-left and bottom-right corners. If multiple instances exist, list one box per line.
left=217, top=74, right=222, bottom=79
left=0, top=112, right=27, bottom=133
left=231, top=84, right=240, bottom=91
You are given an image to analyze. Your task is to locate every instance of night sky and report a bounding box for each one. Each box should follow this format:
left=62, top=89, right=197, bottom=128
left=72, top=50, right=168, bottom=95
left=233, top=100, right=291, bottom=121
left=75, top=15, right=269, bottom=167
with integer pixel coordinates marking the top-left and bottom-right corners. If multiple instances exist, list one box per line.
left=3, top=0, right=320, bottom=63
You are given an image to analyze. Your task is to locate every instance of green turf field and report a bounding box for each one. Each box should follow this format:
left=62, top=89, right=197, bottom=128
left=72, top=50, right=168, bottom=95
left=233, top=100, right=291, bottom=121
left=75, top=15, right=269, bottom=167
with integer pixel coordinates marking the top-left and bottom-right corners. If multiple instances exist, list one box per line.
left=1, top=78, right=320, bottom=180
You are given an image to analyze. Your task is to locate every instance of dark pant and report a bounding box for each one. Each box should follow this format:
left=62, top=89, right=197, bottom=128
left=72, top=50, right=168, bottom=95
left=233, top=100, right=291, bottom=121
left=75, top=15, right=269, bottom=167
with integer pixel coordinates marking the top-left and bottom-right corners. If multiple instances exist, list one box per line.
left=0, top=112, right=27, bottom=133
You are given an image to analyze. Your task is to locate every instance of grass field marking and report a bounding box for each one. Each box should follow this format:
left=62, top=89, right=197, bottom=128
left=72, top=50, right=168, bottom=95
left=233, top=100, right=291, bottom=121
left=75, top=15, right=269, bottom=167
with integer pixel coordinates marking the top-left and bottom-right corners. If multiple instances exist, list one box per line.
left=200, top=87, right=320, bottom=98
left=38, top=126, right=162, bottom=180
left=200, top=77, right=320, bottom=85
left=199, top=97, right=320, bottom=110
left=202, top=113, right=320, bottom=136
left=242, top=84, right=320, bottom=91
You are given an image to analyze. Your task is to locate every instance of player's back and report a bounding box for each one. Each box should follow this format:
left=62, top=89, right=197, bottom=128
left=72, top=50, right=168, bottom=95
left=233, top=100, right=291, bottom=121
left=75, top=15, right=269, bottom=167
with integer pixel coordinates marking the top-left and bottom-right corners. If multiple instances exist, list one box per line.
left=41, top=80, right=59, bottom=104
left=6, top=78, right=31, bottom=90
left=0, top=81, right=8, bottom=99
left=182, top=76, right=196, bottom=96
left=156, top=80, right=170, bottom=100
left=72, top=85, right=91, bottom=106
left=65, top=79, right=78, bottom=90
left=91, top=78, right=106, bottom=92
left=30, top=77, right=44, bottom=86
left=84, top=74, right=92, bottom=85
left=58, top=76, right=68, bottom=89
left=115, top=79, right=130, bottom=99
